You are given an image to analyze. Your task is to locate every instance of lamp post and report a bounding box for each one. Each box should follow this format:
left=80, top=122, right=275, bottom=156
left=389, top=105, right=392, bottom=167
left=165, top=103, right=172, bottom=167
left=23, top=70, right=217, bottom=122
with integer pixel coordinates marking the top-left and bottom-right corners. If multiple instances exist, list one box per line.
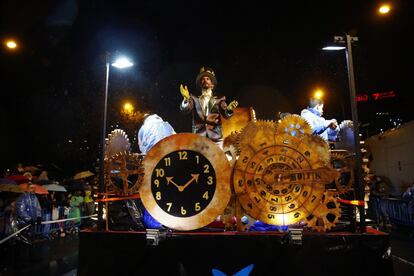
left=98, top=53, right=134, bottom=230
left=323, top=34, right=366, bottom=232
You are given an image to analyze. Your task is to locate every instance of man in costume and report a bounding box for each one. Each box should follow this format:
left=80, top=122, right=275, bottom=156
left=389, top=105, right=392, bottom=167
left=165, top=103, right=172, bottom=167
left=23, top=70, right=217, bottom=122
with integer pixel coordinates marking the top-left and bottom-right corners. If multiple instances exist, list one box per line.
left=301, top=97, right=340, bottom=142
left=180, top=67, right=238, bottom=148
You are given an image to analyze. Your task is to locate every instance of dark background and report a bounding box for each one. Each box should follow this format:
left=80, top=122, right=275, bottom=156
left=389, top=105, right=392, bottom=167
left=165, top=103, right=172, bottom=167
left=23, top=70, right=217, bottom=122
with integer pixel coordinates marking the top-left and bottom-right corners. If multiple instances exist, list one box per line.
left=1, top=0, right=412, bottom=177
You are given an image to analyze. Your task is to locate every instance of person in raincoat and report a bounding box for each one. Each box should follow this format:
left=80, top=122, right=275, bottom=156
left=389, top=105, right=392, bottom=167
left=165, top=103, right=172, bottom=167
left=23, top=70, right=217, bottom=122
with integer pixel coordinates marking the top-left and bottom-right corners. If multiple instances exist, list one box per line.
left=15, top=184, right=42, bottom=227
left=300, top=97, right=340, bottom=142
left=68, top=190, right=84, bottom=225
left=138, top=113, right=176, bottom=154
left=137, top=113, right=176, bottom=228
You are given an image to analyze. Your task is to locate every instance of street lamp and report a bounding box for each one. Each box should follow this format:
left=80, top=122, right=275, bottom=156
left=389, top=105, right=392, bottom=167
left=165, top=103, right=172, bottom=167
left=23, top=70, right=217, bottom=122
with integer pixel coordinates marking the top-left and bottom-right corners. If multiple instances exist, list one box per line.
left=4, top=39, right=18, bottom=50
left=98, top=53, right=134, bottom=230
left=323, top=34, right=366, bottom=232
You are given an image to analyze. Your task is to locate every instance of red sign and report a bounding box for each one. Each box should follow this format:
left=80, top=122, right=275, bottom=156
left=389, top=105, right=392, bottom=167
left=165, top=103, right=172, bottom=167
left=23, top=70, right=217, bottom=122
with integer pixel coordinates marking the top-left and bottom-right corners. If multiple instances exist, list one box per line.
left=356, top=94, right=369, bottom=102
left=372, top=91, right=396, bottom=100
left=356, top=91, right=396, bottom=102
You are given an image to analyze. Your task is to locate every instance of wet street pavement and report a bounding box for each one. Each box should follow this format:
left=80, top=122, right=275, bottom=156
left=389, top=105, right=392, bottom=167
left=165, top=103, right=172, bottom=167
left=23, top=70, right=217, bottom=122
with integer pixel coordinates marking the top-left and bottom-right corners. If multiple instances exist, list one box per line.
left=0, top=234, right=78, bottom=276
left=1, top=226, right=413, bottom=276
left=389, top=226, right=414, bottom=276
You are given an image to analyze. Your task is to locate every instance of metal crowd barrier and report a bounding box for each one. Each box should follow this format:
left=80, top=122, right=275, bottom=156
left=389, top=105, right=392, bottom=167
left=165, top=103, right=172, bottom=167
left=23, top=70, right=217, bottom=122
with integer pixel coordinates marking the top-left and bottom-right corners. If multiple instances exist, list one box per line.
left=33, top=206, right=94, bottom=238
left=369, top=196, right=414, bottom=227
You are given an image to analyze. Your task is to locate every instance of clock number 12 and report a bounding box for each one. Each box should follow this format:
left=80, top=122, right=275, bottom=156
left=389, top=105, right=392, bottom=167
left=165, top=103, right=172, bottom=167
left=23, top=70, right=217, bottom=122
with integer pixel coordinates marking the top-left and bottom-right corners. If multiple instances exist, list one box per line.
left=178, top=151, right=188, bottom=160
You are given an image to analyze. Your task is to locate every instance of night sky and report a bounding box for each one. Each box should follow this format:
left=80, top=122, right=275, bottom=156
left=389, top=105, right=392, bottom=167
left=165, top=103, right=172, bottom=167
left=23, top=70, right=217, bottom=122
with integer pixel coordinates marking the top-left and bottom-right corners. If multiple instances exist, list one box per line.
left=1, top=0, right=413, bottom=177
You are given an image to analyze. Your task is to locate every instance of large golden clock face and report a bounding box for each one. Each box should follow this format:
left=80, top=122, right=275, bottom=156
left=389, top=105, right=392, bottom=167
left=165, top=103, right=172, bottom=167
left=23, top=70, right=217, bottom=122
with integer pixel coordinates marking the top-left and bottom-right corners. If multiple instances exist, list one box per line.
left=140, top=133, right=231, bottom=231
left=151, top=150, right=216, bottom=217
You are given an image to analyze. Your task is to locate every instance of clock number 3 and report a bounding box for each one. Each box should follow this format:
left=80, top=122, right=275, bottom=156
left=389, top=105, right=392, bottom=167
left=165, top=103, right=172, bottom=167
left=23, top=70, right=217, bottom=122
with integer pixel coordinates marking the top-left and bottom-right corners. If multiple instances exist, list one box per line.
left=207, top=176, right=213, bottom=185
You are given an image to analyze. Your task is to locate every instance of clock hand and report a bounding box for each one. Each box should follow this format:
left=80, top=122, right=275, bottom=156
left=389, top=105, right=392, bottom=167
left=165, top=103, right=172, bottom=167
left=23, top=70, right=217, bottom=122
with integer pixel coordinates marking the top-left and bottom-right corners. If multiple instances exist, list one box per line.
left=166, top=176, right=181, bottom=191
left=180, top=174, right=200, bottom=192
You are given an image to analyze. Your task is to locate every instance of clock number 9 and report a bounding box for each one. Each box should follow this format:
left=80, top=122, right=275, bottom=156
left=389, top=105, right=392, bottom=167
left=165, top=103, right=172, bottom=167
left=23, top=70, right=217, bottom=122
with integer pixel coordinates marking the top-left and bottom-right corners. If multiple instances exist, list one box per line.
left=181, top=206, right=187, bottom=215
left=178, top=151, right=188, bottom=160
left=154, top=179, right=160, bottom=188
left=195, top=202, right=201, bottom=211
left=156, top=191, right=161, bottom=200
left=207, top=176, right=213, bottom=185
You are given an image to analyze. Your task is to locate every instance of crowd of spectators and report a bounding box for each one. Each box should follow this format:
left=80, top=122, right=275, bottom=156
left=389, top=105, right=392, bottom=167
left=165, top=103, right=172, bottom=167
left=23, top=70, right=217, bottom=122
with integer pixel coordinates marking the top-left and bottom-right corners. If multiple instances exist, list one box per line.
left=0, top=165, right=96, bottom=243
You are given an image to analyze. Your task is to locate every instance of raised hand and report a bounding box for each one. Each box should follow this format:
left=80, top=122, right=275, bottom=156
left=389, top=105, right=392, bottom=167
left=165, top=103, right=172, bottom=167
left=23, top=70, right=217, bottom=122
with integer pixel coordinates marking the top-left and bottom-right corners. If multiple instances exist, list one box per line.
left=227, top=100, right=238, bottom=111
left=180, top=84, right=190, bottom=100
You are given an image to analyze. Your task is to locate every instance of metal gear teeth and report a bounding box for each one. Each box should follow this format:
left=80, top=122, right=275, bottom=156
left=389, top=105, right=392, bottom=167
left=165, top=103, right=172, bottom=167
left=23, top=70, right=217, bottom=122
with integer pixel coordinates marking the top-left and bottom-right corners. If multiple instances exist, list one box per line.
left=330, top=150, right=355, bottom=195
left=277, top=114, right=312, bottom=138
left=105, top=129, right=131, bottom=160
left=105, top=151, right=144, bottom=196
left=306, top=191, right=341, bottom=232
left=302, top=134, right=331, bottom=166
left=339, top=120, right=354, bottom=130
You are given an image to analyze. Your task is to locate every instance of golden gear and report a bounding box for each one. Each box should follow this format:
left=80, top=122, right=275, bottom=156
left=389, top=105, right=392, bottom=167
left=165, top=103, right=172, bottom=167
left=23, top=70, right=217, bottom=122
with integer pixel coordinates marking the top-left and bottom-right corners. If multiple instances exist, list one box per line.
left=330, top=150, right=355, bottom=195
left=301, top=134, right=331, bottom=166
left=105, top=151, right=144, bottom=196
left=306, top=191, right=341, bottom=232
left=223, top=131, right=241, bottom=167
left=234, top=124, right=336, bottom=226
left=236, top=120, right=277, bottom=153
left=277, top=114, right=312, bottom=138
left=105, top=129, right=131, bottom=159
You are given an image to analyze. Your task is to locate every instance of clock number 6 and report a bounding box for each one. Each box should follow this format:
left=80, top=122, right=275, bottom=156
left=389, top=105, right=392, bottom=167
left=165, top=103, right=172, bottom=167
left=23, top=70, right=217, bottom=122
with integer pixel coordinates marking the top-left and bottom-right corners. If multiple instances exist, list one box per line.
left=181, top=206, right=187, bottom=215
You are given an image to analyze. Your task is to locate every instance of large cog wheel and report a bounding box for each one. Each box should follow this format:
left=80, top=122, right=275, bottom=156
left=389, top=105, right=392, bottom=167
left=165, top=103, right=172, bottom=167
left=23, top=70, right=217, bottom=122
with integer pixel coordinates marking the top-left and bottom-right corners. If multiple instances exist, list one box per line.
left=105, top=129, right=131, bottom=159
left=329, top=150, right=355, bottom=195
left=277, top=114, right=312, bottom=138
left=234, top=122, right=336, bottom=227
left=306, top=191, right=341, bottom=232
left=105, top=151, right=144, bottom=195
left=236, top=120, right=277, bottom=153
left=301, top=134, right=331, bottom=166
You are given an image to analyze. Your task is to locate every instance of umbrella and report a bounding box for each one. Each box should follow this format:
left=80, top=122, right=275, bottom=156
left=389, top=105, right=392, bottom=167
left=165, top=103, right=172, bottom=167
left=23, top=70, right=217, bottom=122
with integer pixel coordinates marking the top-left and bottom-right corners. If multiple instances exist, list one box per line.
left=43, top=184, right=67, bottom=192
left=73, top=170, right=94, bottom=180
left=6, top=175, right=30, bottom=184
left=0, top=178, right=18, bottom=185
left=19, top=183, right=49, bottom=195
left=0, top=184, right=24, bottom=193
left=23, top=165, right=40, bottom=173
